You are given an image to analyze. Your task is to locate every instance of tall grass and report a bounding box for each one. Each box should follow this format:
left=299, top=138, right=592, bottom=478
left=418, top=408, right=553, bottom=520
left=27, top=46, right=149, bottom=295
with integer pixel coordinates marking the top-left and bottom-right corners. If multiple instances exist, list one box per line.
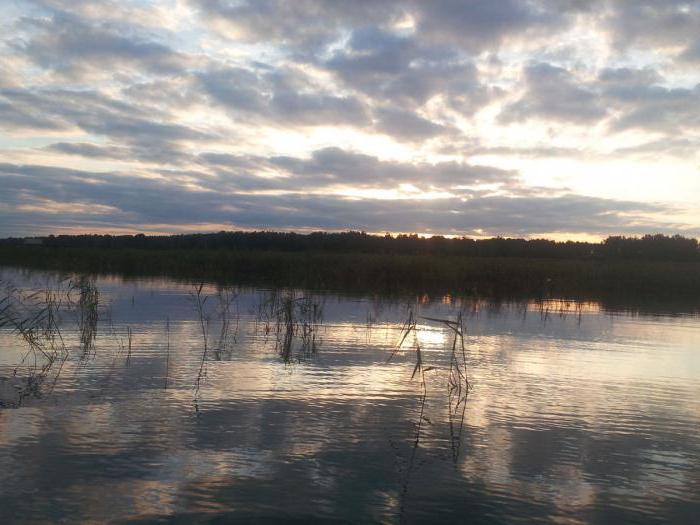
left=192, top=283, right=209, bottom=405
left=389, top=308, right=472, bottom=516
left=190, top=283, right=240, bottom=405
left=164, top=317, right=170, bottom=390
left=0, top=278, right=71, bottom=406
left=256, top=291, right=323, bottom=363
left=2, top=246, right=699, bottom=304
left=75, top=276, right=99, bottom=357
left=213, top=287, right=239, bottom=361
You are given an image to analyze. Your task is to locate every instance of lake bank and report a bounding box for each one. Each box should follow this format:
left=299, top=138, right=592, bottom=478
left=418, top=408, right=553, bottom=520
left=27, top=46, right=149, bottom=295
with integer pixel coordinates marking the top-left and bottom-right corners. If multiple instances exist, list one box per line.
left=2, top=246, right=699, bottom=304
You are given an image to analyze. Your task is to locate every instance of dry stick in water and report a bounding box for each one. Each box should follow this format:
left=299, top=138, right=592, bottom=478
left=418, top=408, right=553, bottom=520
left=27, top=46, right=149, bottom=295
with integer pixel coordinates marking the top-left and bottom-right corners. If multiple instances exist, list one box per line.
left=125, top=326, right=133, bottom=367
left=41, top=286, right=69, bottom=397
left=164, top=317, right=170, bottom=390
left=421, top=312, right=470, bottom=393
left=76, top=277, right=99, bottom=358
left=399, top=362, right=429, bottom=524
left=388, top=309, right=417, bottom=364
left=395, top=311, right=473, bottom=520
left=193, top=283, right=210, bottom=405
left=424, top=312, right=470, bottom=463
left=278, top=295, right=295, bottom=362
left=213, top=287, right=238, bottom=360
left=365, top=310, right=374, bottom=345
left=390, top=311, right=471, bottom=471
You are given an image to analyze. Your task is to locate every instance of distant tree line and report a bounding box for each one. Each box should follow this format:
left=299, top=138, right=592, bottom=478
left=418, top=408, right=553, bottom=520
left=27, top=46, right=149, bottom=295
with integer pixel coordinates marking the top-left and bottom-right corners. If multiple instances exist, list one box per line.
left=1, top=231, right=698, bottom=262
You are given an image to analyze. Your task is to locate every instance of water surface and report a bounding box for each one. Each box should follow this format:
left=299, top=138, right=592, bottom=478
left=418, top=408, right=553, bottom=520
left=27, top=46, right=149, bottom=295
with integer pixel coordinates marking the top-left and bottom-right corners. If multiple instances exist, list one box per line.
left=1, top=268, right=699, bottom=524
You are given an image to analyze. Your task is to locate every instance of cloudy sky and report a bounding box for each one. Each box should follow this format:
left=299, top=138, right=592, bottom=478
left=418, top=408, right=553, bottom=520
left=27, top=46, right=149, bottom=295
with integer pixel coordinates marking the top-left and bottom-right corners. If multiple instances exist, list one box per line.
left=1, top=0, right=699, bottom=240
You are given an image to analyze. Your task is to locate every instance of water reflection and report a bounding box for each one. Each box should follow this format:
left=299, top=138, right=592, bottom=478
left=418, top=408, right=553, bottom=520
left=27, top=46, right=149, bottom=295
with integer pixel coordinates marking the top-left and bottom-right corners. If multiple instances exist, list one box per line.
left=1, top=268, right=699, bottom=523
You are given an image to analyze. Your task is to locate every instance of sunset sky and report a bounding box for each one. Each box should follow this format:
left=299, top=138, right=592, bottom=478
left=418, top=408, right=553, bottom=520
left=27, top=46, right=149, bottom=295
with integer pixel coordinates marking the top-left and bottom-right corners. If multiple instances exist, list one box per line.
left=1, top=0, right=699, bottom=240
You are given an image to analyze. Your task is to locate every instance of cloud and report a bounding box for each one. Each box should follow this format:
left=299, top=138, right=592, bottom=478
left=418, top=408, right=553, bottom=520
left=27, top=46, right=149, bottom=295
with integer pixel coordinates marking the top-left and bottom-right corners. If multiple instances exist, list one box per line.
left=499, top=62, right=700, bottom=134
left=413, top=0, right=568, bottom=51
left=680, top=40, right=700, bottom=63
left=13, top=11, right=190, bottom=78
left=267, top=147, right=516, bottom=190
left=1, top=161, right=690, bottom=239
left=603, top=1, right=700, bottom=54
left=600, top=68, right=700, bottom=132
left=44, top=141, right=193, bottom=165
left=500, top=63, right=607, bottom=124
left=197, top=66, right=371, bottom=127
left=610, top=138, right=700, bottom=159
left=0, top=98, right=66, bottom=131
left=0, top=0, right=698, bottom=238
left=191, top=0, right=573, bottom=53
left=325, top=27, right=489, bottom=111
left=373, top=107, right=453, bottom=141
left=0, top=87, right=212, bottom=147
left=189, top=0, right=402, bottom=46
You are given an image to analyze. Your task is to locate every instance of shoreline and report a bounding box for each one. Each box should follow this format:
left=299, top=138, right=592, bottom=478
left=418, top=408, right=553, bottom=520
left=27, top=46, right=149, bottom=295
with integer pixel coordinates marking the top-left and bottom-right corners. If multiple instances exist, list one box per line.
left=2, top=246, right=699, bottom=305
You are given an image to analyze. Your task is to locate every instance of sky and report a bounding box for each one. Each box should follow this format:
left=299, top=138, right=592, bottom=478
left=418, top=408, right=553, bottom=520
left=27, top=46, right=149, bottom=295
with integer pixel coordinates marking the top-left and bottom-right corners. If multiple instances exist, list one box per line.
left=1, top=0, right=699, bottom=240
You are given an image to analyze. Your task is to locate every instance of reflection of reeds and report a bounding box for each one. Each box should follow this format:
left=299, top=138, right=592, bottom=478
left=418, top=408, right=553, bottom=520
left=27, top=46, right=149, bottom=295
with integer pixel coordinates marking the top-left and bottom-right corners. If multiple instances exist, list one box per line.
left=395, top=318, right=434, bottom=525
left=421, top=312, right=470, bottom=395
left=0, top=278, right=71, bottom=406
left=398, top=371, right=428, bottom=525
left=189, top=284, right=240, bottom=405
left=125, top=326, right=133, bottom=367
left=164, top=317, right=170, bottom=390
left=75, top=277, right=99, bottom=357
left=256, top=291, right=322, bottom=363
left=278, top=295, right=322, bottom=362
left=365, top=310, right=375, bottom=344
left=213, top=287, right=239, bottom=361
left=388, top=309, right=417, bottom=365
left=390, top=308, right=472, bottom=518
left=448, top=382, right=468, bottom=464
left=192, top=283, right=209, bottom=403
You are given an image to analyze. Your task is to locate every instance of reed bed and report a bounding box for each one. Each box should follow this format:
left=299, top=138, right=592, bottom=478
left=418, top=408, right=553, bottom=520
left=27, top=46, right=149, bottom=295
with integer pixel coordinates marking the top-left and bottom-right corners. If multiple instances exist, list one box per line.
left=256, top=291, right=323, bottom=363
left=0, top=278, right=74, bottom=406
left=2, top=247, right=699, bottom=303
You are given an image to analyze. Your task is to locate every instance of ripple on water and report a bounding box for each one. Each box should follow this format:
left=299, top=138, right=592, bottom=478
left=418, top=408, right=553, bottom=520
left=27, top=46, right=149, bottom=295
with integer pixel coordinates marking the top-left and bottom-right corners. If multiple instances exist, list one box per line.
left=1, top=269, right=699, bottom=523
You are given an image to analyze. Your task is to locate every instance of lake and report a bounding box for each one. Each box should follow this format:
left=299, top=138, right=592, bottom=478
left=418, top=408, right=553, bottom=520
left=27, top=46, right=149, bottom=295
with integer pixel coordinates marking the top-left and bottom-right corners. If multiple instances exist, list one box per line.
left=1, top=267, right=699, bottom=524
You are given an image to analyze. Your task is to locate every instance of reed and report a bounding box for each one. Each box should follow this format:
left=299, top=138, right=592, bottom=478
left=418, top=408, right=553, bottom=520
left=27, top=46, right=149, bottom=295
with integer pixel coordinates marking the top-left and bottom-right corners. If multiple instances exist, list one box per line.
left=125, top=326, right=133, bottom=367
left=192, top=283, right=210, bottom=403
left=256, top=291, right=323, bottom=362
left=74, top=276, right=99, bottom=357
left=0, top=278, right=71, bottom=406
left=213, top=287, right=239, bottom=361
left=164, top=317, right=170, bottom=390
left=389, top=308, right=472, bottom=495
left=3, top=246, right=699, bottom=304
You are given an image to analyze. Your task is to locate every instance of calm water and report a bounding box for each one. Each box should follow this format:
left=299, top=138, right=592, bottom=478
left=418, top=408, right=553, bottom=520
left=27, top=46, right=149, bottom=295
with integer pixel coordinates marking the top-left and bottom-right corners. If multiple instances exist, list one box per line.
left=1, top=268, right=699, bottom=524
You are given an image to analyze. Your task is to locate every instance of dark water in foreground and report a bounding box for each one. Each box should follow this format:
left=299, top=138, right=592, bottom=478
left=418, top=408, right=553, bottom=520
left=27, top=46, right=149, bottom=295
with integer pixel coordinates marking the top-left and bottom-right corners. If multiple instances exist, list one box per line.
left=1, top=268, right=699, bottom=524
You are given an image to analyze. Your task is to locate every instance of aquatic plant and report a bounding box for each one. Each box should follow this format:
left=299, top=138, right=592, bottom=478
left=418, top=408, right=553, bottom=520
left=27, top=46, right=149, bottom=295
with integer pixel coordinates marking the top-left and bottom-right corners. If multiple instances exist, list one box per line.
left=0, top=278, right=71, bottom=406
left=3, top=245, right=699, bottom=304
left=73, top=276, right=99, bottom=357
left=164, top=317, right=170, bottom=389
left=125, top=326, right=133, bottom=367
left=213, top=286, right=239, bottom=361
left=192, top=283, right=210, bottom=404
left=256, top=291, right=323, bottom=362
left=389, top=307, right=472, bottom=508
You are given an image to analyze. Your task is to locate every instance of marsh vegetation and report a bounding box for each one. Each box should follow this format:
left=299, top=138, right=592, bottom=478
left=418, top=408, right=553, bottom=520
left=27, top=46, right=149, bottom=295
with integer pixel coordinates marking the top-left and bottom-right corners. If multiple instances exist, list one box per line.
left=1, top=232, right=698, bottom=303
